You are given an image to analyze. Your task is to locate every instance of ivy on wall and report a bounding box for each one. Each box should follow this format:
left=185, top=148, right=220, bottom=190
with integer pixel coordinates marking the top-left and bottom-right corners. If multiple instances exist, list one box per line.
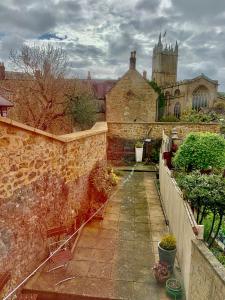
left=148, top=80, right=165, bottom=120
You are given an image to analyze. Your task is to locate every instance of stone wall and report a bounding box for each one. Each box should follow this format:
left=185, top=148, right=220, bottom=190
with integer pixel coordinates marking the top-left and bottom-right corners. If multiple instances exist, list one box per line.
left=106, top=69, right=157, bottom=123
left=0, top=117, right=107, bottom=298
left=107, top=122, right=220, bottom=163
left=189, top=240, right=225, bottom=300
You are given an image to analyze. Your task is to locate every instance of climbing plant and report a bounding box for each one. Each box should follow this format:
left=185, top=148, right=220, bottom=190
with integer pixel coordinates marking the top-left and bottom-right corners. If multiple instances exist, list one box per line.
left=148, top=80, right=165, bottom=120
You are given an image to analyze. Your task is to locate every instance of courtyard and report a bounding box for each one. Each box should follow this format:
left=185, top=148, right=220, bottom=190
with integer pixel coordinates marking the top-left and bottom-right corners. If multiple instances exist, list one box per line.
left=23, top=169, right=176, bottom=300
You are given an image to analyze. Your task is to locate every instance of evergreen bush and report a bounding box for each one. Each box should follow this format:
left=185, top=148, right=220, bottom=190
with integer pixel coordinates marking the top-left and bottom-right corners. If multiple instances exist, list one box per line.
left=173, top=132, right=225, bottom=171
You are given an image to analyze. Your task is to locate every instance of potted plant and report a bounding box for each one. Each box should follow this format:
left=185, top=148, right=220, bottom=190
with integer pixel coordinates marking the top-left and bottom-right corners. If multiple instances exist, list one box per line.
left=166, top=278, right=182, bottom=298
left=135, top=141, right=144, bottom=162
left=158, top=234, right=176, bottom=272
left=152, top=261, right=170, bottom=284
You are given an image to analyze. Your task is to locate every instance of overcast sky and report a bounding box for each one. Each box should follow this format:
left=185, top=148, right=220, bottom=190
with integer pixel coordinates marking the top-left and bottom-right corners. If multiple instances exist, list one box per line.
left=0, top=0, right=225, bottom=90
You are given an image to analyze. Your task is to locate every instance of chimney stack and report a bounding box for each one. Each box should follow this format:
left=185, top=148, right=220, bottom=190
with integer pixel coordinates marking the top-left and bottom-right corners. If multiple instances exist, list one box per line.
left=0, top=62, right=5, bottom=80
left=129, top=51, right=136, bottom=70
left=87, top=71, right=91, bottom=80
left=143, top=70, right=147, bottom=79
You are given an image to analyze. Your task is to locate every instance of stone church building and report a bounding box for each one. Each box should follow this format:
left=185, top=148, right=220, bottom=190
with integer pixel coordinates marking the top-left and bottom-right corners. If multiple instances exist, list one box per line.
left=152, top=33, right=223, bottom=118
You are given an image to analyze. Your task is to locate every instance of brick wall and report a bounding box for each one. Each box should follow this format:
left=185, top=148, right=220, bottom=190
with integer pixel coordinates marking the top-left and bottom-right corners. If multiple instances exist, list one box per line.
left=0, top=117, right=107, bottom=298
left=107, top=122, right=220, bottom=163
left=189, top=240, right=225, bottom=300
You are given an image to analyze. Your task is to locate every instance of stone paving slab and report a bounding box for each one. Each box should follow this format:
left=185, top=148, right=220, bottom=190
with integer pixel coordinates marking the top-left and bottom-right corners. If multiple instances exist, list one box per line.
left=24, top=171, right=177, bottom=300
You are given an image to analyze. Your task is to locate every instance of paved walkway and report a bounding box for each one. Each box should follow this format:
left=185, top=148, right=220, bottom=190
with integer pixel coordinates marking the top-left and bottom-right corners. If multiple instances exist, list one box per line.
left=24, top=171, right=170, bottom=299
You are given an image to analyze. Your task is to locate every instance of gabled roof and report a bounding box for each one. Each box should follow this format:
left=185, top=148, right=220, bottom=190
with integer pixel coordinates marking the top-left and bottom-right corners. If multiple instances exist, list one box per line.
left=85, top=79, right=117, bottom=99
left=191, top=73, right=218, bottom=85
left=5, top=71, right=31, bottom=80
left=162, top=73, right=218, bottom=89
left=105, top=68, right=150, bottom=97
left=0, top=95, right=13, bottom=107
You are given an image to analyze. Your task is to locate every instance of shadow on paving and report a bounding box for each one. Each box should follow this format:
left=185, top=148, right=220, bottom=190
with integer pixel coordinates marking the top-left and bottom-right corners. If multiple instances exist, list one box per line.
left=24, top=171, right=170, bottom=300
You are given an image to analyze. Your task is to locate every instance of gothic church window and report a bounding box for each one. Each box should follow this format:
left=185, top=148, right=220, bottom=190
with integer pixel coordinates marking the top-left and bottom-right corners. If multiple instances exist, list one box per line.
left=165, top=91, right=170, bottom=100
left=192, top=86, right=209, bottom=110
left=174, top=102, right=181, bottom=119
left=174, top=89, right=180, bottom=97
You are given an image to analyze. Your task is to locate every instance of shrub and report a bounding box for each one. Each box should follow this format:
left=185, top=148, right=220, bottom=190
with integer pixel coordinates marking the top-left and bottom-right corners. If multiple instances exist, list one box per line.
left=177, top=172, right=225, bottom=247
left=68, top=88, right=97, bottom=130
left=135, top=141, right=144, bottom=148
left=160, top=234, right=176, bottom=250
left=151, top=148, right=160, bottom=163
left=180, top=110, right=220, bottom=123
left=152, top=261, right=169, bottom=283
left=89, top=163, right=119, bottom=200
left=173, top=132, right=225, bottom=171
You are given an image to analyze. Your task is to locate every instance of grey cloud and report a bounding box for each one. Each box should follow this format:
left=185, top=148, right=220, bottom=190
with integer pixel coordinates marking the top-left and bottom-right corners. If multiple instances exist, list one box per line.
left=135, top=0, right=159, bottom=12
left=171, top=0, right=225, bottom=20
left=120, top=16, right=169, bottom=34
left=69, top=43, right=105, bottom=59
left=0, top=34, right=25, bottom=64
left=0, top=3, right=56, bottom=36
left=0, top=0, right=224, bottom=90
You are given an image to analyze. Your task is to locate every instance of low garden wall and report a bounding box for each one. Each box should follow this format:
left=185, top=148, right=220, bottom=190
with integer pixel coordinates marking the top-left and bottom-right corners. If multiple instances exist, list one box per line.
left=159, top=151, right=225, bottom=300
left=107, top=122, right=220, bottom=164
left=0, top=117, right=108, bottom=298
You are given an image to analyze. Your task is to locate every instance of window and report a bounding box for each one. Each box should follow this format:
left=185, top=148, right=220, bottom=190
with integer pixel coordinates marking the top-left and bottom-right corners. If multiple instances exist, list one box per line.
left=165, top=91, right=170, bottom=100
left=192, top=86, right=209, bottom=110
left=174, top=89, right=180, bottom=97
left=0, top=107, right=7, bottom=117
left=174, top=102, right=181, bottom=119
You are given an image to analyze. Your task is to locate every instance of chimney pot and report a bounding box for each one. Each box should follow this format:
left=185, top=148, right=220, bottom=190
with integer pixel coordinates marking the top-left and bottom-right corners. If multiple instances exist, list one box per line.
left=129, top=50, right=136, bottom=70
left=0, top=62, right=5, bottom=80
left=87, top=71, right=91, bottom=80
left=143, top=70, right=147, bottom=79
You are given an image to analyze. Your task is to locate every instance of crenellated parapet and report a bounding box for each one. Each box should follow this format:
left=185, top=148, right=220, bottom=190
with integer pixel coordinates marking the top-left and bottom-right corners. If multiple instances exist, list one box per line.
left=152, top=33, right=178, bottom=87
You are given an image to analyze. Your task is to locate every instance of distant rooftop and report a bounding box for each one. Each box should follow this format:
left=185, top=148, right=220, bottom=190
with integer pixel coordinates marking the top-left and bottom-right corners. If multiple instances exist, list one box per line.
left=0, top=95, right=13, bottom=107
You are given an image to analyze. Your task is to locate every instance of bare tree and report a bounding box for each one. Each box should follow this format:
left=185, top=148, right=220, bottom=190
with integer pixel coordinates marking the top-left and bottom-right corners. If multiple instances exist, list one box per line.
left=9, top=44, right=71, bottom=132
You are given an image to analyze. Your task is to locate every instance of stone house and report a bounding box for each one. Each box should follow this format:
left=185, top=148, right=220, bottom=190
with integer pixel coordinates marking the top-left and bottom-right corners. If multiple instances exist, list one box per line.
left=0, top=86, right=13, bottom=117
left=106, top=51, right=158, bottom=123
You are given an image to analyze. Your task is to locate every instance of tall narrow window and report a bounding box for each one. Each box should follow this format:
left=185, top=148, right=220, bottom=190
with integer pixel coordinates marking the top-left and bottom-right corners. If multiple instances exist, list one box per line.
left=174, top=89, right=180, bottom=97
left=192, top=86, right=209, bottom=110
left=165, top=91, right=170, bottom=100
left=174, top=102, right=181, bottom=119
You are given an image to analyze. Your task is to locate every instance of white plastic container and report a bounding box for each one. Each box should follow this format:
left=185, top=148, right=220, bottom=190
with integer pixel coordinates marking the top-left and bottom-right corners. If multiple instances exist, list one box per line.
left=135, top=147, right=143, bottom=162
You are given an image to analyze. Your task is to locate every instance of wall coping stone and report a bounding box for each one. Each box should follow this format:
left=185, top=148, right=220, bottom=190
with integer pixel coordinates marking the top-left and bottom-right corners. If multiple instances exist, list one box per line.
left=107, top=121, right=219, bottom=125
left=192, top=239, right=225, bottom=282
left=0, top=117, right=108, bottom=143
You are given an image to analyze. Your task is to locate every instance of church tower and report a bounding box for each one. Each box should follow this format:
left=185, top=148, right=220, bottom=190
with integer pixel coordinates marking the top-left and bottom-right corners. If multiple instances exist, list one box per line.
left=152, top=33, right=178, bottom=87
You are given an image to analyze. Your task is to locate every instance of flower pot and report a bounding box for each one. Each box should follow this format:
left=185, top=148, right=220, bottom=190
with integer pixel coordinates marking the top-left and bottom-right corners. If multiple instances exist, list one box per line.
left=158, top=243, right=177, bottom=273
left=135, top=147, right=143, bottom=162
left=152, top=261, right=170, bottom=284
left=153, top=271, right=170, bottom=284
left=166, top=278, right=182, bottom=299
